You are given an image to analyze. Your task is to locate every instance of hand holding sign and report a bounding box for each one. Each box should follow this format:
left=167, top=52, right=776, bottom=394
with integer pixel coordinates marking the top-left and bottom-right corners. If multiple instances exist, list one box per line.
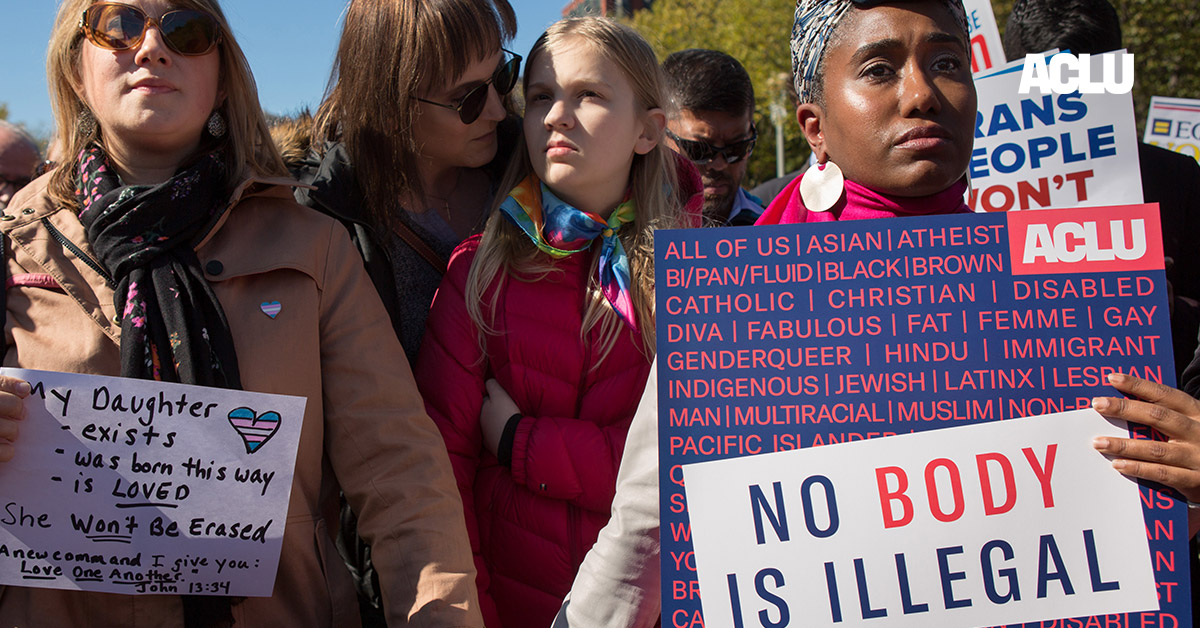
left=1092, top=372, right=1200, bottom=534
left=0, top=375, right=31, bottom=463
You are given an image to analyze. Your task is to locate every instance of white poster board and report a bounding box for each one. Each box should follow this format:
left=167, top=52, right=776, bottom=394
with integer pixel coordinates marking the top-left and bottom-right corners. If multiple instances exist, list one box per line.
left=963, top=0, right=1006, bottom=75
left=0, top=368, right=305, bottom=597
left=684, top=409, right=1157, bottom=628
left=971, top=52, right=1143, bottom=212
left=1143, top=96, right=1200, bottom=164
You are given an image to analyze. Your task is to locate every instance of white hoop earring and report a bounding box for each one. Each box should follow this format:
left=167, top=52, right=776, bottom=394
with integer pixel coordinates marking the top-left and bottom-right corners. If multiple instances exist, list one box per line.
left=799, top=161, right=844, bottom=213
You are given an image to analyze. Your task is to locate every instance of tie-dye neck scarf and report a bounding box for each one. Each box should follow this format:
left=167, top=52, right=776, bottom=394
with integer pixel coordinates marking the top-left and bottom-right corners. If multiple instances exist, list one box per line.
left=499, top=174, right=638, bottom=331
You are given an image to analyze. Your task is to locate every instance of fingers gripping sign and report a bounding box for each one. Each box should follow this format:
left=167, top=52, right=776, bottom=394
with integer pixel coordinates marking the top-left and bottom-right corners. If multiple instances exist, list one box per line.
left=1091, top=371, right=1200, bottom=536
left=0, top=376, right=31, bottom=463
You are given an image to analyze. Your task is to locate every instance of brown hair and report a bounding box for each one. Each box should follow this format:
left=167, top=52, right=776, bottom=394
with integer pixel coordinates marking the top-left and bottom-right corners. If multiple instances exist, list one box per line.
left=45, top=0, right=287, bottom=210
left=467, top=17, right=685, bottom=360
left=312, top=0, right=517, bottom=232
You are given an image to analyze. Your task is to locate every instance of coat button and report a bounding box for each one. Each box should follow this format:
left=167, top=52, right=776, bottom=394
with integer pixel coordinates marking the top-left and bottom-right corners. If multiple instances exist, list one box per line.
left=0, top=214, right=13, bottom=221
left=205, top=260, right=224, bottom=276
left=112, top=315, right=121, bottom=324
left=21, top=208, right=34, bottom=215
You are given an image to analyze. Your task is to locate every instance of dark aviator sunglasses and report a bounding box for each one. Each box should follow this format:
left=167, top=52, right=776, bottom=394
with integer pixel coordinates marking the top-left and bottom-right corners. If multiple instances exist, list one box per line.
left=79, top=2, right=221, bottom=56
left=666, top=125, right=758, bottom=165
left=417, top=51, right=522, bottom=125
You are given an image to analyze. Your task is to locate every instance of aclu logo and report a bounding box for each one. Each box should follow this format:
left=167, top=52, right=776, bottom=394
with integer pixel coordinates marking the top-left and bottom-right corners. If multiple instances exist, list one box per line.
left=1018, top=53, right=1135, bottom=95
left=1006, top=205, right=1162, bottom=276
left=1022, top=219, right=1146, bottom=264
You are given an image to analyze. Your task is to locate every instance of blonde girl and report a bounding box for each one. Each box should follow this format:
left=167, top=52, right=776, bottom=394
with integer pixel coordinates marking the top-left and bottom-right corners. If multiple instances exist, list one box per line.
left=416, top=17, right=698, bottom=628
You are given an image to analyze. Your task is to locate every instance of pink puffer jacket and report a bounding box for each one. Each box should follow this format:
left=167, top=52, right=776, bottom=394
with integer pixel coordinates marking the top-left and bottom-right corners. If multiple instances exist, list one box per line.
left=415, top=234, right=654, bottom=628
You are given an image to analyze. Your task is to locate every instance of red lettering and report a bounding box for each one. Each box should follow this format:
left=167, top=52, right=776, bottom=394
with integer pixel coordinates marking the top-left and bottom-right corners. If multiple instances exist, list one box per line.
left=875, top=466, right=913, bottom=528
left=977, top=452, right=1017, bottom=515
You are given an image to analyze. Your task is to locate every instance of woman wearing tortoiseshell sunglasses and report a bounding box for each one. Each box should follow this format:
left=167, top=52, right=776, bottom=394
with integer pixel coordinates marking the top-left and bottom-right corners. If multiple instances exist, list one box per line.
left=0, top=0, right=482, bottom=625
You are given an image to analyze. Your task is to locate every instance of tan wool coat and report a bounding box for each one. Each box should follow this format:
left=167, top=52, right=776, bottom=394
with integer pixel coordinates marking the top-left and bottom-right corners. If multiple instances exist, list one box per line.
left=0, top=175, right=483, bottom=627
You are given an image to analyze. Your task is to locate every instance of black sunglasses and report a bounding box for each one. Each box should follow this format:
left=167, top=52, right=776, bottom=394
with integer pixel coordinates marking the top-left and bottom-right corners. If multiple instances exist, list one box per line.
left=666, top=125, right=758, bottom=165
left=79, top=2, right=221, bottom=57
left=417, top=51, right=522, bottom=125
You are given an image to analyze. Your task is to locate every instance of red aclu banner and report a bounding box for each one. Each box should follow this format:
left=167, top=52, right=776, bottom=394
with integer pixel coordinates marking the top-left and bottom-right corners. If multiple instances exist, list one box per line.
left=1006, top=203, right=1164, bottom=275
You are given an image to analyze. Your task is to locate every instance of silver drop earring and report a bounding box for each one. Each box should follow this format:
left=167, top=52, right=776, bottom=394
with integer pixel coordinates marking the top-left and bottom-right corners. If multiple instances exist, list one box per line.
left=206, top=111, right=227, bottom=138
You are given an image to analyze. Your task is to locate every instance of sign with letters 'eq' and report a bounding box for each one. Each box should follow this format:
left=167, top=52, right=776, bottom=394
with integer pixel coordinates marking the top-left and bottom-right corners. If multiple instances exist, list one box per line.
left=0, top=368, right=305, bottom=597
left=656, top=204, right=1188, bottom=628
left=1143, top=96, right=1200, bottom=165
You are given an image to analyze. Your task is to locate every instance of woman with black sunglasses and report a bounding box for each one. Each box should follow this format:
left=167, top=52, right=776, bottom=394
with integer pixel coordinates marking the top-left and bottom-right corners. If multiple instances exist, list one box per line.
left=0, top=0, right=482, bottom=625
left=295, top=0, right=522, bottom=366
left=288, top=2, right=521, bottom=625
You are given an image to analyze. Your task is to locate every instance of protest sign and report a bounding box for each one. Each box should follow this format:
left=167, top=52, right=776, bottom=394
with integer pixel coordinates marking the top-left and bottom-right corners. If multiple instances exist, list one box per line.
left=963, top=0, right=1006, bottom=75
left=684, top=409, right=1157, bottom=628
left=970, top=53, right=1142, bottom=211
left=0, top=368, right=305, bottom=597
left=656, top=204, right=1188, bottom=628
left=1143, top=96, right=1200, bottom=164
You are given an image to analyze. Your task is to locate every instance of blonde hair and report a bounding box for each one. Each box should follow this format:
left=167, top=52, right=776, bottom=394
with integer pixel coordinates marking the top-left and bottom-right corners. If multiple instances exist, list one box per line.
left=467, top=17, right=686, bottom=359
left=313, top=0, right=517, bottom=233
left=45, top=0, right=286, bottom=210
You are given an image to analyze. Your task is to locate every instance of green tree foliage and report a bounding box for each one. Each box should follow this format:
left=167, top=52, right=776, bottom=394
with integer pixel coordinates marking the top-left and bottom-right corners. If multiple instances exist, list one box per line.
left=628, top=0, right=805, bottom=187
left=991, top=0, right=1200, bottom=135
left=0, top=103, right=9, bottom=121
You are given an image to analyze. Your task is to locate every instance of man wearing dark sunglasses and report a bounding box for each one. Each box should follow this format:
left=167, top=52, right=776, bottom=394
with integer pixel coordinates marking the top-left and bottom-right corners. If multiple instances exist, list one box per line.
left=662, top=49, right=764, bottom=227
left=0, top=121, right=41, bottom=212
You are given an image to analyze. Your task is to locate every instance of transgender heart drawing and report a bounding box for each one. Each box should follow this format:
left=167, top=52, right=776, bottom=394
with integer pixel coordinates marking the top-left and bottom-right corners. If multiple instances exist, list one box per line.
left=228, top=407, right=281, bottom=454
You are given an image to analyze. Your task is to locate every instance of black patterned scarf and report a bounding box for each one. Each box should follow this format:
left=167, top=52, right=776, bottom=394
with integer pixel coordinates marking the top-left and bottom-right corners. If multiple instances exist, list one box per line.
left=76, top=144, right=241, bottom=390
left=76, top=145, right=240, bottom=625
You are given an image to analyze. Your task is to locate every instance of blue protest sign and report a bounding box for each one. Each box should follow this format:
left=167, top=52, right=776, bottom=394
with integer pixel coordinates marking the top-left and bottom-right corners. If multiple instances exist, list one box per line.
left=657, top=204, right=1187, bottom=628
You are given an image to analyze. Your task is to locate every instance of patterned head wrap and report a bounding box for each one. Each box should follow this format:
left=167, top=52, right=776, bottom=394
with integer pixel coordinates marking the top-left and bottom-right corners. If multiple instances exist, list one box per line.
left=791, top=0, right=971, bottom=104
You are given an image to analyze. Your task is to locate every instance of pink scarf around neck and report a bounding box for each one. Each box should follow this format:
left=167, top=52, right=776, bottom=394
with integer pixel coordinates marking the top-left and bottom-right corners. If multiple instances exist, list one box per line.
left=756, top=170, right=971, bottom=225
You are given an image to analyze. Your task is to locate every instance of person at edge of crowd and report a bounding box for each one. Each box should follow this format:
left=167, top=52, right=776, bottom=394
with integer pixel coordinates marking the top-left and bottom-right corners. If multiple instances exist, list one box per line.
left=662, top=49, right=764, bottom=226
left=1003, top=0, right=1200, bottom=384
left=416, top=17, right=700, bottom=628
left=290, top=1, right=520, bottom=622
left=0, top=0, right=483, bottom=625
left=0, top=121, right=41, bottom=211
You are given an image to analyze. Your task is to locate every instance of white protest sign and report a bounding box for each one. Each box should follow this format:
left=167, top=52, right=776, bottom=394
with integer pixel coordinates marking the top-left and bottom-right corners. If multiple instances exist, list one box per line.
left=970, top=52, right=1143, bottom=212
left=684, top=409, right=1157, bottom=628
left=1143, top=96, right=1200, bottom=164
left=0, top=368, right=305, bottom=597
left=962, top=0, right=1006, bottom=75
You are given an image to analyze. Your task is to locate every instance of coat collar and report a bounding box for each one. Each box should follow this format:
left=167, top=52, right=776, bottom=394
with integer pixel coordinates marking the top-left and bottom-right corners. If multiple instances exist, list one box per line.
left=2, top=173, right=319, bottom=343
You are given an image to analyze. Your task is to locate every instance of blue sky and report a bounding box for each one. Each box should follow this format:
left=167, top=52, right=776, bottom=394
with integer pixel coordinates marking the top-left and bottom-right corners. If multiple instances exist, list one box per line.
left=1, top=0, right=568, bottom=139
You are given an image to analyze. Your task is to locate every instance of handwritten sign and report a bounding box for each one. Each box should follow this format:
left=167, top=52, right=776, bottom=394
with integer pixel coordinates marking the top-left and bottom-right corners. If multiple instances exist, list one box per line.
left=1143, top=96, right=1200, bottom=164
left=971, top=53, right=1142, bottom=211
left=963, top=0, right=1006, bottom=75
left=684, top=409, right=1157, bottom=627
left=655, top=205, right=1188, bottom=628
left=0, top=368, right=305, bottom=597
